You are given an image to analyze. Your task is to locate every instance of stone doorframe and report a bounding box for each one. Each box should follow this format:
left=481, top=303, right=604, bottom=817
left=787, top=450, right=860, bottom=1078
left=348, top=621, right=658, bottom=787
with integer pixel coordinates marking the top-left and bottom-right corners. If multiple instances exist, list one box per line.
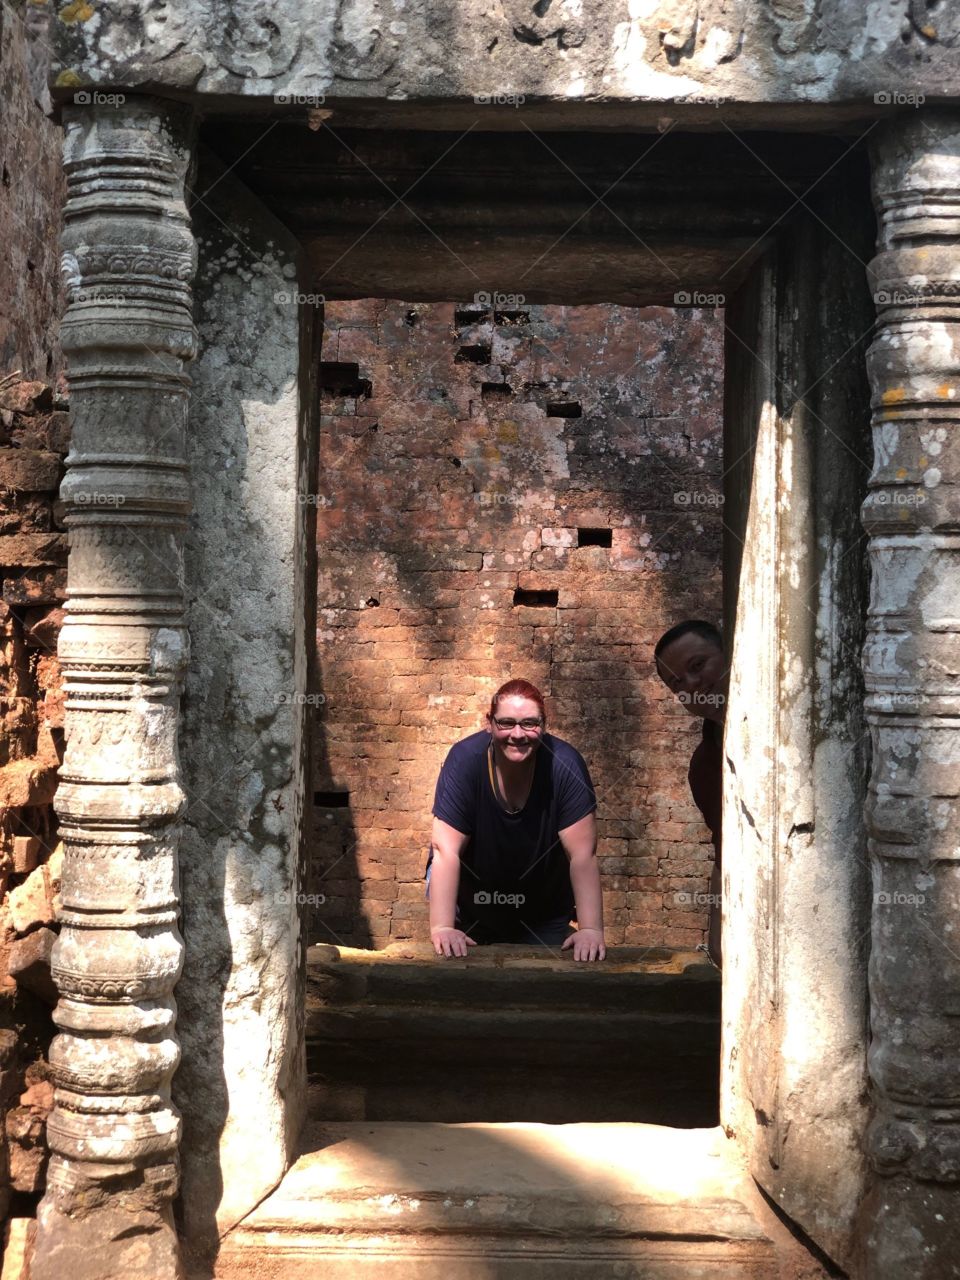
left=29, top=96, right=960, bottom=1280
left=858, top=112, right=960, bottom=1276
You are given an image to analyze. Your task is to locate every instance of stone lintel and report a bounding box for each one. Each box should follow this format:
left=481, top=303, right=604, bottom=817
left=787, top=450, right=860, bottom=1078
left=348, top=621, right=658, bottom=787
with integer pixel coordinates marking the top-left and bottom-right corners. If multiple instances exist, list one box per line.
left=36, top=1, right=960, bottom=121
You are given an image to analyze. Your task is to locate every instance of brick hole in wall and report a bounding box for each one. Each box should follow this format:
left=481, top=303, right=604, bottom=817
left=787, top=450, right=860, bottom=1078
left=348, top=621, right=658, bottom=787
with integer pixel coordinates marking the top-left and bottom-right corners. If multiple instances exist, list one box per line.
left=309, top=300, right=724, bottom=951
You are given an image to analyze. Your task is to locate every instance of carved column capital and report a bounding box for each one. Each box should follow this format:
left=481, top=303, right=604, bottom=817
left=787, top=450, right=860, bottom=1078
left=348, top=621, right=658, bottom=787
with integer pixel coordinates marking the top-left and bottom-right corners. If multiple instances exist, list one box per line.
left=32, top=98, right=197, bottom=1280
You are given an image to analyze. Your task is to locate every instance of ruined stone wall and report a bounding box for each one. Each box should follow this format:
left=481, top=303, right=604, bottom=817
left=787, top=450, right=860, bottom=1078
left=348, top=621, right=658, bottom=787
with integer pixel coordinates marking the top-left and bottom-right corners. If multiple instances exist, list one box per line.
left=310, top=299, right=723, bottom=949
left=0, top=3, right=63, bottom=383
left=0, top=1, right=66, bottom=1242
left=0, top=376, right=68, bottom=1231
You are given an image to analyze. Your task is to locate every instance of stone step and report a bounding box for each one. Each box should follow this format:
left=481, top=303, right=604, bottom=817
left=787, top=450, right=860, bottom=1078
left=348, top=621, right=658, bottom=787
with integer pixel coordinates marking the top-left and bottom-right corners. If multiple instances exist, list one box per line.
left=215, top=1121, right=780, bottom=1279
left=309, top=1004, right=720, bottom=1044
left=306, top=944, right=721, bottom=1124
left=307, top=942, right=719, bottom=1014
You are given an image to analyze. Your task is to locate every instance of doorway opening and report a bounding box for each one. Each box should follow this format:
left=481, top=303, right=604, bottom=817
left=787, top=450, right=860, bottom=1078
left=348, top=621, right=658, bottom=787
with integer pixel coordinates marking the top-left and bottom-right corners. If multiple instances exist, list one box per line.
left=302, top=296, right=725, bottom=1127
left=198, top=116, right=875, bottom=1275
left=308, top=298, right=723, bottom=952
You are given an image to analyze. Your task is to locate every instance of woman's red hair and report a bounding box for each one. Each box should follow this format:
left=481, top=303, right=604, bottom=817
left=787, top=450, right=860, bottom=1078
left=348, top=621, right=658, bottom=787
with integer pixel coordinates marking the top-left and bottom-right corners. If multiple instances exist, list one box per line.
left=489, top=679, right=547, bottom=722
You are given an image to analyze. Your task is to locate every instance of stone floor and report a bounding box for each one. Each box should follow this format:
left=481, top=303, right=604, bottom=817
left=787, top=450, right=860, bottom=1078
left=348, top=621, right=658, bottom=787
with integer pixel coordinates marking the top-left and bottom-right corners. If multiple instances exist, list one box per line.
left=306, top=943, right=721, bottom=1125
left=214, top=1120, right=837, bottom=1279
left=211, top=947, right=836, bottom=1278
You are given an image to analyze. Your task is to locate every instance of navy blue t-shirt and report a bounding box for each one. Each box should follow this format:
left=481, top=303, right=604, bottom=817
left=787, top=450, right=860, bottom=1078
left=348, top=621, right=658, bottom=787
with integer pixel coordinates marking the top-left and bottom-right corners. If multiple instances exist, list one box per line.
left=431, top=730, right=596, bottom=936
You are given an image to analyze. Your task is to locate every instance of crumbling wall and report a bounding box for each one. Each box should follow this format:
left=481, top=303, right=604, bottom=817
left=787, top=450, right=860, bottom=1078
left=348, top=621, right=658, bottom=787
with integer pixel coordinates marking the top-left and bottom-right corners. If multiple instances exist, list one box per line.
left=311, top=299, right=723, bottom=949
left=0, top=2, right=63, bottom=384
left=0, top=376, right=68, bottom=1233
left=0, top=0, right=66, bottom=1245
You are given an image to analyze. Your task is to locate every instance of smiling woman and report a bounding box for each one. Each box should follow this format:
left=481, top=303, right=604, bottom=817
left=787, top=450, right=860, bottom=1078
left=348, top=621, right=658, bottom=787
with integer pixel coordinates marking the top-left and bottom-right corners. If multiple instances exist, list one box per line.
left=426, top=679, right=606, bottom=962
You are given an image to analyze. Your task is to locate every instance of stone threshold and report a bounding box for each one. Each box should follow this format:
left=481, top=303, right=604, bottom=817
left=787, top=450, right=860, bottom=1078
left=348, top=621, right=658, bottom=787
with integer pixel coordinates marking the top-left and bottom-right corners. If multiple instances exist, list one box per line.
left=214, top=1120, right=781, bottom=1279
left=312, top=941, right=713, bottom=968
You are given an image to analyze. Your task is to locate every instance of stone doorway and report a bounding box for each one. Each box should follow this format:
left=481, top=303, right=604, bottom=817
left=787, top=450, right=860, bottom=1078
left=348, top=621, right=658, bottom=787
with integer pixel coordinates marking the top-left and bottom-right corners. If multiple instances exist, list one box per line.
left=26, top=0, right=960, bottom=1262
left=302, top=294, right=727, bottom=1135
left=174, top=119, right=876, bottom=1275
left=308, top=297, right=724, bottom=954
left=46, top=83, right=945, bottom=1278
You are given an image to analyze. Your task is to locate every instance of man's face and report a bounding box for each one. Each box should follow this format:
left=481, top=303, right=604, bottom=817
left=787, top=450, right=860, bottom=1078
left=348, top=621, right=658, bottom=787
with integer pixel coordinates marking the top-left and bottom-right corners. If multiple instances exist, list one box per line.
left=656, top=634, right=728, bottom=724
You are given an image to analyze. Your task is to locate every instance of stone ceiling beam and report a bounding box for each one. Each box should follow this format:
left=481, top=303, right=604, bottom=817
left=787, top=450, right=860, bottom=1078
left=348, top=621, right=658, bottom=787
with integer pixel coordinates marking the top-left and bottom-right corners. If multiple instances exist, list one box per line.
left=204, top=125, right=863, bottom=305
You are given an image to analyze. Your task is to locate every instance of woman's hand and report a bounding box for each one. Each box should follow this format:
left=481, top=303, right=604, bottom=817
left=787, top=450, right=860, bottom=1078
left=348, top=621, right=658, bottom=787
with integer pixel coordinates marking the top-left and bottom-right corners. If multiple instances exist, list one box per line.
left=431, top=926, right=478, bottom=958
left=562, top=928, right=606, bottom=962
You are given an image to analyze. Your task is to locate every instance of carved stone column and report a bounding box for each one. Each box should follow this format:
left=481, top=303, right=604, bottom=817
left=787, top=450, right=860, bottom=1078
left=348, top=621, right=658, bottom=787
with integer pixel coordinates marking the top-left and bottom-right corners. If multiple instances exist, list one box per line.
left=31, top=99, right=196, bottom=1280
left=861, top=112, right=960, bottom=1277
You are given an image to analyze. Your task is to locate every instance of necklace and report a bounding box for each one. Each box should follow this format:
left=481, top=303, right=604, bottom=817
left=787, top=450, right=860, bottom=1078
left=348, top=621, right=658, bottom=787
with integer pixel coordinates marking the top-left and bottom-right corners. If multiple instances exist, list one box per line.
left=487, top=743, right=533, bottom=813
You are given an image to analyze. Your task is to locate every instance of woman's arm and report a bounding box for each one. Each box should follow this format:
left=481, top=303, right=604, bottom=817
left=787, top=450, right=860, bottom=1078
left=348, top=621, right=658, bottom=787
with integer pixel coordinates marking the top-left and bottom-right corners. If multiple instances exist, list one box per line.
left=558, top=811, right=605, bottom=961
left=429, top=817, right=477, bottom=958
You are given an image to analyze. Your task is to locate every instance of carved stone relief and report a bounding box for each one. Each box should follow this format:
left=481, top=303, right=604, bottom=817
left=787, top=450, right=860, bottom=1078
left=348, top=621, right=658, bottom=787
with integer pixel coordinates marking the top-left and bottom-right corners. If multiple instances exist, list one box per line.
left=30, top=99, right=197, bottom=1280
left=861, top=110, right=960, bottom=1278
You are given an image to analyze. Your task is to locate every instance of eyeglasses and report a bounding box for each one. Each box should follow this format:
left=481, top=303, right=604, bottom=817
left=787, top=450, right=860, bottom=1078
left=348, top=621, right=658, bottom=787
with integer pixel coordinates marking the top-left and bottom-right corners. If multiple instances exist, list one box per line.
left=492, top=717, right=544, bottom=732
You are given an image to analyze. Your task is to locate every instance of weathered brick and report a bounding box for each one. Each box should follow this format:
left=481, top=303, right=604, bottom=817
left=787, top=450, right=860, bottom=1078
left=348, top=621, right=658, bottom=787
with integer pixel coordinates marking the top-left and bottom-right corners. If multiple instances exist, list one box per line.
left=0, top=382, right=53, bottom=414
left=0, top=448, right=61, bottom=492
left=0, top=533, right=67, bottom=569
left=0, top=757, right=59, bottom=811
left=11, top=836, right=41, bottom=875
left=6, top=927, right=57, bottom=1004
left=8, top=856, right=59, bottom=934
left=22, top=605, right=63, bottom=651
left=312, top=301, right=722, bottom=948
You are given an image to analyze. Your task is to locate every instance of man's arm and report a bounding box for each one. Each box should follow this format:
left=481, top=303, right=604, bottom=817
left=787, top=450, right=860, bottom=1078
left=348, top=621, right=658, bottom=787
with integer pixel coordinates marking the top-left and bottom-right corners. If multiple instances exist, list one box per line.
left=429, top=817, right=476, bottom=958
left=558, top=811, right=605, bottom=961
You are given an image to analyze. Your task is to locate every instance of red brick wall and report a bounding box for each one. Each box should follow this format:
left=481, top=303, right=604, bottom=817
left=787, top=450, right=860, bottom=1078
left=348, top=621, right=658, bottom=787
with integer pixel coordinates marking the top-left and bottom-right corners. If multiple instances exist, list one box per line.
left=0, top=6, right=64, bottom=383
left=0, top=9, right=65, bottom=1226
left=0, top=376, right=68, bottom=1214
left=310, top=300, right=723, bottom=949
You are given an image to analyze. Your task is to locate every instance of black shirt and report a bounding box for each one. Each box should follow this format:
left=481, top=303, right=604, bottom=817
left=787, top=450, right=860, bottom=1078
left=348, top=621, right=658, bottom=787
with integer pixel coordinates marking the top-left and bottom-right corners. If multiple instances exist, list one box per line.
left=432, top=730, right=596, bottom=935
left=688, top=718, right=723, bottom=868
